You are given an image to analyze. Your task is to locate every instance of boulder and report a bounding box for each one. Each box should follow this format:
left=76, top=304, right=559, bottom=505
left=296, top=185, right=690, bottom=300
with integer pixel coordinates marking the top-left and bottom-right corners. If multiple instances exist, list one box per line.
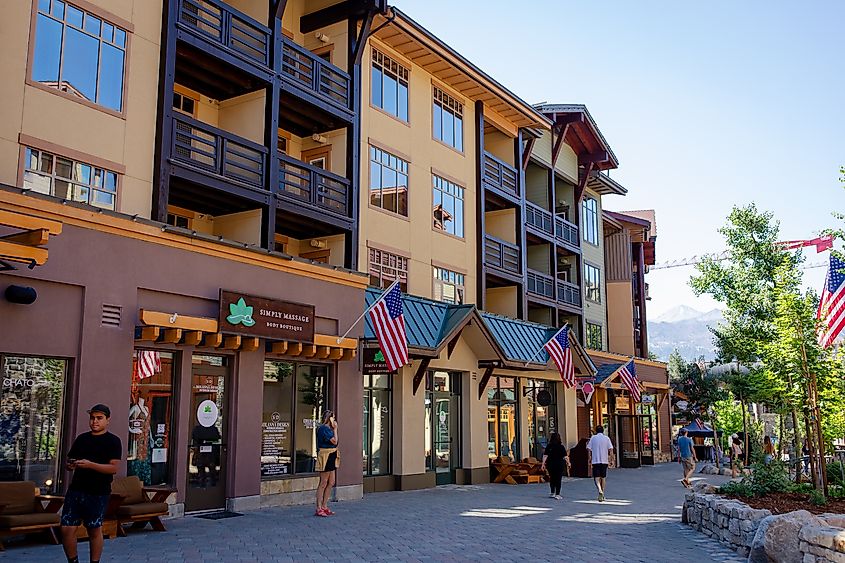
left=749, top=510, right=824, bottom=563
left=819, top=514, right=845, bottom=529
left=693, top=482, right=719, bottom=494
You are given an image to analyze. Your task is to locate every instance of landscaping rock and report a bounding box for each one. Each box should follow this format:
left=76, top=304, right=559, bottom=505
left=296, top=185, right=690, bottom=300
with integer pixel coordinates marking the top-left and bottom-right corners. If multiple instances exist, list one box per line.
left=750, top=510, right=824, bottom=563
left=693, top=482, right=719, bottom=494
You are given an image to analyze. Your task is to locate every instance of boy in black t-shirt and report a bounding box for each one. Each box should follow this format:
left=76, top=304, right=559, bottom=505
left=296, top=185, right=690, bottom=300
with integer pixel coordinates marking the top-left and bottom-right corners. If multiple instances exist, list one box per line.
left=61, top=404, right=122, bottom=563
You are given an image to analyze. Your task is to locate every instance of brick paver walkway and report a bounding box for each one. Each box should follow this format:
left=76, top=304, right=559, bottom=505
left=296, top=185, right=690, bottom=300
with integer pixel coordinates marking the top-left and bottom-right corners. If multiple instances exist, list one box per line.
left=8, top=463, right=742, bottom=562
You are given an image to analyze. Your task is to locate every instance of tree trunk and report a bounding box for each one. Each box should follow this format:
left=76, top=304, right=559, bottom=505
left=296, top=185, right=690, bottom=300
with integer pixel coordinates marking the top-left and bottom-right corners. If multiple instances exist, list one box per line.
left=741, top=395, right=749, bottom=465
left=809, top=374, right=829, bottom=495
left=791, top=408, right=802, bottom=484
left=805, top=413, right=818, bottom=488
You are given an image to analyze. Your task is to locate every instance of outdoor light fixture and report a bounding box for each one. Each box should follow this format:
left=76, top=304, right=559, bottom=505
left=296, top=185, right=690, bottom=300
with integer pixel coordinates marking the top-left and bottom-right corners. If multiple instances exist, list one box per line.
left=4, top=285, right=37, bottom=305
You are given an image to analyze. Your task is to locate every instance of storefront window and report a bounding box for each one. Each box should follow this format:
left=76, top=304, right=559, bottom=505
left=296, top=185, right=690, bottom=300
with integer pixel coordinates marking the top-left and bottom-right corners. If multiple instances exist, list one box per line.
left=425, top=371, right=461, bottom=475
left=262, top=361, right=328, bottom=478
left=363, top=374, right=391, bottom=476
left=637, top=395, right=658, bottom=452
left=0, top=355, right=66, bottom=492
left=487, top=377, right=518, bottom=461
left=526, top=379, right=556, bottom=460
left=128, top=350, right=175, bottom=486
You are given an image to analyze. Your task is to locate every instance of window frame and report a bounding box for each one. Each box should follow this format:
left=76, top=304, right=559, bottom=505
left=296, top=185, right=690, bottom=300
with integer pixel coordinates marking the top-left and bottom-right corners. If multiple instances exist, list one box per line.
left=26, top=0, right=133, bottom=117
left=584, top=263, right=602, bottom=303
left=432, top=265, right=465, bottom=305
left=486, top=377, right=520, bottom=461
left=21, top=144, right=120, bottom=210
left=260, top=360, right=332, bottom=480
left=368, top=246, right=409, bottom=292
left=586, top=322, right=603, bottom=350
left=368, top=144, right=410, bottom=218
left=582, top=197, right=599, bottom=245
left=431, top=173, right=465, bottom=239
left=370, top=48, right=410, bottom=123
left=432, top=85, right=464, bottom=153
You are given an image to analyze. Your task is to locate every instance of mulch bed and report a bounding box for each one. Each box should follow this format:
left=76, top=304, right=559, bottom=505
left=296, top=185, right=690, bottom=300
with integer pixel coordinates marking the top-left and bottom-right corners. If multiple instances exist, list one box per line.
left=725, top=492, right=845, bottom=515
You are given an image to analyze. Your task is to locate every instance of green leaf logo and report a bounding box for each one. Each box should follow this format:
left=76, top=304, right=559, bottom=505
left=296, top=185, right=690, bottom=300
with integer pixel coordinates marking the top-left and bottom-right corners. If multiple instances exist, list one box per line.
left=204, top=405, right=212, bottom=413
left=226, top=297, right=256, bottom=327
left=374, top=350, right=385, bottom=363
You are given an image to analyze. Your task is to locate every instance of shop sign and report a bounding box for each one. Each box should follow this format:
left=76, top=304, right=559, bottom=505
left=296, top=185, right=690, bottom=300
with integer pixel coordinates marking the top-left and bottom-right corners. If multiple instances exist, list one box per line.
left=196, top=400, right=218, bottom=427
left=363, top=347, right=394, bottom=375
left=261, top=411, right=290, bottom=477
left=616, top=396, right=630, bottom=410
left=219, top=290, right=315, bottom=343
left=642, top=394, right=655, bottom=405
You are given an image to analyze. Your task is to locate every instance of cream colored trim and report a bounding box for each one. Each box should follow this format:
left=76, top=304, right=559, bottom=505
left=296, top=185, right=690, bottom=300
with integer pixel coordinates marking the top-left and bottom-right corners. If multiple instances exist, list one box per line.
left=18, top=134, right=127, bottom=174
left=366, top=239, right=411, bottom=259
left=430, top=167, right=468, bottom=189
left=588, top=349, right=668, bottom=369
left=367, top=138, right=411, bottom=163
left=431, top=260, right=467, bottom=276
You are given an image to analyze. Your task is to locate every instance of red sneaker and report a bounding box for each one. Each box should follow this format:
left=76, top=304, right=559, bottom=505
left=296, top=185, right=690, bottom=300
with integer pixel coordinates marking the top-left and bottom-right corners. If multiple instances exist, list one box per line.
left=315, top=508, right=328, bottom=517
left=324, top=508, right=335, bottom=516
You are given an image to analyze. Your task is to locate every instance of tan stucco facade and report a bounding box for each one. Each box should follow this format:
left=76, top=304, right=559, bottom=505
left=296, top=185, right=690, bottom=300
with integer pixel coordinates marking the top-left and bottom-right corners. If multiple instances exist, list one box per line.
left=581, top=187, right=608, bottom=350
left=607, top=281, right=636, bottom=355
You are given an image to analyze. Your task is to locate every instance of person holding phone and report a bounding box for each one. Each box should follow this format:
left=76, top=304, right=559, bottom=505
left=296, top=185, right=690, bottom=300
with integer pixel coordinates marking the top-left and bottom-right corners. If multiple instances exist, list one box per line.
left=61, top=404, right=122, bottom=563
left=314, top=410, right=338, bottom=517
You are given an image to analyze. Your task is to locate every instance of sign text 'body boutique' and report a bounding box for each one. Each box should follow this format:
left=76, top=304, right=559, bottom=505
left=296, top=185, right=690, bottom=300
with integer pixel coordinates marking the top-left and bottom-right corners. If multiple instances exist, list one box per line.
left=219, top=290, right=315, bottom=343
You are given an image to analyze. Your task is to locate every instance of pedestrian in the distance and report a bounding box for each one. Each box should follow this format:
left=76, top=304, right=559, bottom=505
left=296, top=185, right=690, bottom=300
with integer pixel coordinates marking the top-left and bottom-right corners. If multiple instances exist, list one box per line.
left=678, top=428, right=697, bottom=488
left=540, top=432, right=570, bottom=500
left=314, top=409, right=338, bottom=517
left=586, top=425, right=614, bottom=502
left=763, top=435, right=775, bottom=464
left=61, top=404, right=122, bottom=563
left=730, top=436, right=743, bottom=478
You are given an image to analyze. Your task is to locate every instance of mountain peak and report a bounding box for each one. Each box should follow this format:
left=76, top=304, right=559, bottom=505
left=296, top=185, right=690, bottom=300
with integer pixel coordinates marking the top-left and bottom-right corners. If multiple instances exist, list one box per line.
left=652, top=305, right=704, bottom=323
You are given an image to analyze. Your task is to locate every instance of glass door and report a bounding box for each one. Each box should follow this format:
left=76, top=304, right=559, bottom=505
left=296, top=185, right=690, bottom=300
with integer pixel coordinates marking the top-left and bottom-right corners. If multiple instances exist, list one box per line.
left=185, top=355, right=228, bottom=512
left=427, top=371, right=460, bottom=485
left=616, top=414, right=641, bottom=468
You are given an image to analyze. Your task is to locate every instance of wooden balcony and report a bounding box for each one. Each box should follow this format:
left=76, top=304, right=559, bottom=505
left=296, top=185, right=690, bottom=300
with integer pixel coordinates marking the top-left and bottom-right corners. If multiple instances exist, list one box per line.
left=555, top=216, right=579, bottom=250
left=484, top=235, right=521, bottom=276
left=170, top=114, right=268, bottom=201
left=527, top=269, right=555, bottom=300
left=557, top=280, right=582, bottom=308
left=526, top=202, right=554, bottom=240
left=281, top=38, right=352, bottom=116
left=176, top=0, right=271, bottom=71
left=277, top=154, right=352, bottom=220
left=482, top=152, right=519, bottom=201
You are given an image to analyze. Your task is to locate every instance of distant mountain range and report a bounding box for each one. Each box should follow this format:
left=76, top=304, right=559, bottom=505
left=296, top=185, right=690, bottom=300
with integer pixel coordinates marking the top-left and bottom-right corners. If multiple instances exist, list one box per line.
left=648, top=306, right=724, bottom=361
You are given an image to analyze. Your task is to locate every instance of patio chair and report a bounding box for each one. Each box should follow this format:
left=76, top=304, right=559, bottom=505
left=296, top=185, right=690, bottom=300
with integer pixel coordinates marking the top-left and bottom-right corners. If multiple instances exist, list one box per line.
left=111, top=476, right=172, bottom=536
left=0, top=481, right=62, bottom=551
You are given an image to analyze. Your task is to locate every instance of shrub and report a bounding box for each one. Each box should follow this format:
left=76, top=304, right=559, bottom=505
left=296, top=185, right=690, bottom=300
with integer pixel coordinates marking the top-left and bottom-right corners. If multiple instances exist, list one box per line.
left=787, top=482, right=814, bottom=494
left=747, top=459, right=791, bottom=496
left=809, top=489, right=827, bottom=506
left=829, top=485, right=844, bottom=499
left=719, top=480, right=755, bottom=498
left=826, top=461, right=844, bottom=488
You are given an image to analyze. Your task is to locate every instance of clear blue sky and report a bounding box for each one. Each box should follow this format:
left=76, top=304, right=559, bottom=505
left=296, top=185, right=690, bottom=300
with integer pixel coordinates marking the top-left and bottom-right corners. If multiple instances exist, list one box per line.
left=396, top=0, right=845, bottom=316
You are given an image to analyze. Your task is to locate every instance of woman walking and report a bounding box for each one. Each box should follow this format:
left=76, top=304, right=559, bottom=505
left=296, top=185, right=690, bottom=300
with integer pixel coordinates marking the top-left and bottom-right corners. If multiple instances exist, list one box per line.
left=763, top=436, right=775, bottom=465
left=315, top=410, right=339, bottom=517
left=540, top=433, right=570, bottom=500
left=730, top=436, right=743, bottom=478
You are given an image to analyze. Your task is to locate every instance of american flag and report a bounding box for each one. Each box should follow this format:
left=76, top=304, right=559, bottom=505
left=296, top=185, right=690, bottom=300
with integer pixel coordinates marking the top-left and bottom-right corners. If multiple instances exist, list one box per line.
left=135, top=350, right=161, bottom=380
left=543, top=325, right=575, bottom=388
left=818, top=254, right=845, bottom=348
left=368, top=282, right=408, bottom=372
left=618, top=359, right=641, bottom=403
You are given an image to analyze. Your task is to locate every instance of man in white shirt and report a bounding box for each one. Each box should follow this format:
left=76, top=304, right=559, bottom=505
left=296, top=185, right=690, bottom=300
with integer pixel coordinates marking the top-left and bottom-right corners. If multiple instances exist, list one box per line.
left=586, top=425, right=614, bottom=502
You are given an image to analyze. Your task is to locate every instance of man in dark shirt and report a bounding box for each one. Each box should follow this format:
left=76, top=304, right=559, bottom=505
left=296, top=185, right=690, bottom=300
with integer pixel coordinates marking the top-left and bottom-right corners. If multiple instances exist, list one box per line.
left=61, top=404, right=122, bottom=563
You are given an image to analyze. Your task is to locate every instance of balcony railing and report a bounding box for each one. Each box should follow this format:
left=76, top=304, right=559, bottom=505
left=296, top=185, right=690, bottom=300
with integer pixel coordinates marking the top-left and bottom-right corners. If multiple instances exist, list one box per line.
left=527, top=270, right=555, bottom=300
left=172, top=114, right=267, bottom=189
left=555, top=216, right=579, bottom=248
left=482, top=152, right=518, bottom=199
left=526, top=202, right=554, bottom=237
left=484, top=235, right=521, bottom=275
left=281, top=38, right=350, bottom=110
left=277, top=154, right=351, bottom=218
left=557, top=280, right=582, bottom=308
left=178, top=0, right=271, bottom=67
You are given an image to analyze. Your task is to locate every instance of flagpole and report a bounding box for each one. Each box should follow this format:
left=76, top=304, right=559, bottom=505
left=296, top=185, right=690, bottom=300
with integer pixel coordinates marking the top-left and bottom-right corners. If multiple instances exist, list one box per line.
left=336, top=279, right=401, bottom=344
left=524, top=324, right=568, bottom=367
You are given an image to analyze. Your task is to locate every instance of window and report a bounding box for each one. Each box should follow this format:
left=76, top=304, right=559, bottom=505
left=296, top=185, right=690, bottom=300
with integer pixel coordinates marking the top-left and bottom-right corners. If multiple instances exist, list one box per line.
left=371, top=49, right=409, bottom=121
left=128, top=350, right=175, bottom=486
left=261, top=361, right=329, bottom=478
left=487, top=377, right=518, bottom=460
left=582, top=198, right=599, bottom=245
left=433, top=266, right=465, bottom=304
left=172, top=91, right=196, bottom=116
left=425, top=371, right=461, bottom=473
left=585, top=264, right=602, bottom=303
left=586, top=322, right=603, bottom=350
left=0, top=355, right=68, bottom=492
left=23, top=147, right=118, bottom=209
left=432, top=175, right=464, bottom=238
left=363, top=373, right=391, bottom=476
left=525, top=379, right=556, bottom=460
left=368, top=248, right=408, bottom=292
left=369, top=146, right=409, bottom=216
left=432, top=87, right=463, bottom=151
left=32, top=0, right=127, bottom=112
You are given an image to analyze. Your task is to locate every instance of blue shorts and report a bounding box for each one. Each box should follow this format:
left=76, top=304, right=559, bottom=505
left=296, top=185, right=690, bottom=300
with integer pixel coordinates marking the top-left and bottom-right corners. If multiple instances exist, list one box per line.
left=61, top=490, right=110, bottom=528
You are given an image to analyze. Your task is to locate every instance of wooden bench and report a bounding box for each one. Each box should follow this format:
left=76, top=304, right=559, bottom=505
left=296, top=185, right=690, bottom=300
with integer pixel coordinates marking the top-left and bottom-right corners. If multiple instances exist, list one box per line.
left=111, top=476, right=172, bottom=536
left=0, top=481, right=62, bottom=551
left=491, top=456, right=529, bottom=485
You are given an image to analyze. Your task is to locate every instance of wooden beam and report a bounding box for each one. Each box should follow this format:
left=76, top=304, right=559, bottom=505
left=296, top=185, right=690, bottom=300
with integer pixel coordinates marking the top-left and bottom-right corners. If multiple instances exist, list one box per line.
left=241, top=337, right=260, bottom=352
left=412, top=358, right=431, bottom=395
left=301, top=1, right=373, bottom=33
left=315, top=346, right=331, bottom=359
left=341, top=348, right=356, bottom=361
left=0, top=228, right=49, bottom=246
left=314, top=334, right=358, bottom=349
left=483, top=104, right=518, bottom=137
left=182, top=331, right=203, bottom=346
left=0, top=209, right=62, bottom=234
left=0, top=240, right=48, bottom=265
left=477, top=365, right=495, bottom=400
left=521, top=137, right=536, bottom=171
left=446, top=329, right=463, bottom=359
left=161, top=329, right=182, bottom=344
left=329, top=348, right=344, bottom=360
left=137, top=326, right=160, bottom=342
left=301, top=344, right=317, bottom=358
left=287, top=342, right=303, bottom=356
left=271, top=341, right=289, bottom=355
left=575, top=161, right=595, bottom=203
left=274, top=0, right=287, bottom=19
left=140, top=310, right=218, bottom=332
left=352, top=7, right=376, bottom=66
left=201, top=333, right=223, bottom=348
left=222, top=335, right=241, bottom=350
left=552, top=123, right=570, bottom=167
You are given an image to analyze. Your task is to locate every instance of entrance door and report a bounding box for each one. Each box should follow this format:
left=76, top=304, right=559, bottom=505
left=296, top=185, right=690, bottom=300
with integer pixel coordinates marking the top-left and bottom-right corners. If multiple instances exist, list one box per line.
left=616, top=414, right=642, bottom=468
left=640, top=414, right=655, bottom=465
left=433, top=392, right=454, bottom=485
left=185, top=355, right=229, bottom=512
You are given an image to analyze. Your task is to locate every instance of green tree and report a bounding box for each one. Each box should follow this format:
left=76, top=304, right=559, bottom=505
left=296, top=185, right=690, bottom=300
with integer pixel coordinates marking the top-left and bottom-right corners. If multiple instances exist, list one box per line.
left=667, top=349, right=685, bottom=383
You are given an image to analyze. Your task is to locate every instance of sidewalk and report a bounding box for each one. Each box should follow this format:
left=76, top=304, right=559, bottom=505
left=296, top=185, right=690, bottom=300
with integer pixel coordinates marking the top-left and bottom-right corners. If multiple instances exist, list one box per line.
left=7, top=463, right=740, bottom=562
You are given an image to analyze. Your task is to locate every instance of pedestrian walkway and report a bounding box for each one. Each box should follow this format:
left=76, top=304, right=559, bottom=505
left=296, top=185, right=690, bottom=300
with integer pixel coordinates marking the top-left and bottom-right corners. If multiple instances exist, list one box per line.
left=8, top=463, right=742, bottom=562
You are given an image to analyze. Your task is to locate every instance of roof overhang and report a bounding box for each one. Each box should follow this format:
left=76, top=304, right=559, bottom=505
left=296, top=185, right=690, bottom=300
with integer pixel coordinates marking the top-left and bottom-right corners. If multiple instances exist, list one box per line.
left=0, top=208, right=62, bottom=271
left=534, top=104, right=619, bottom=170
left=587, top=172, right=627, bottom=196
left=371, top=9, right=552, bottom=133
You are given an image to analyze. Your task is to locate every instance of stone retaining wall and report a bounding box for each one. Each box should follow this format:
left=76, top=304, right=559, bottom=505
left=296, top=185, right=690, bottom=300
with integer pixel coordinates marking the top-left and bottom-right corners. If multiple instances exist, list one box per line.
left=682, top=491, right=845, bottom=562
